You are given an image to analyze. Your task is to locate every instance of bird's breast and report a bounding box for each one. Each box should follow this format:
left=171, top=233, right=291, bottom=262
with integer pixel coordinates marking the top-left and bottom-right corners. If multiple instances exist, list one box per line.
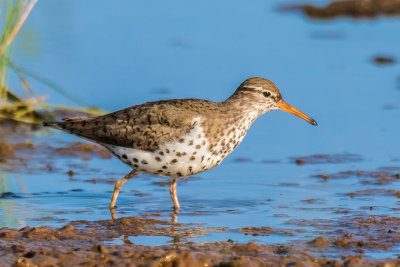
left=103, top=115, right=256, bottom=178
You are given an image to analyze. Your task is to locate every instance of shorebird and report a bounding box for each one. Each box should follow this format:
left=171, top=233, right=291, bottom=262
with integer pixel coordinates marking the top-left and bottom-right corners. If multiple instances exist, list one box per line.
left=44, top=77, right=317, bottom=214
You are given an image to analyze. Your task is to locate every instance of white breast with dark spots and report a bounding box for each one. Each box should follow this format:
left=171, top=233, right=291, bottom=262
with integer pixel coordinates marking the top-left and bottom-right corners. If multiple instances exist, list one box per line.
left=207, top=110, right=259, bottom=166
left=104, top=114, right=258, bottom=177
left=104, top=117, right=211, bottom=177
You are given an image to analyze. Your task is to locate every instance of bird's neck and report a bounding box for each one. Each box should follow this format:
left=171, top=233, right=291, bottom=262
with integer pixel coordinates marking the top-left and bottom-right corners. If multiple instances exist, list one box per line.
left=221, top=95, right=264, bottom=121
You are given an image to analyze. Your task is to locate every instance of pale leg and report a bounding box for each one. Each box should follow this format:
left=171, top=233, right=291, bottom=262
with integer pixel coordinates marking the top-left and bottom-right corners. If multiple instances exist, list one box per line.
left=109, top=170, right=136, bottom=209
left=169, top=177, right=180, bottom=212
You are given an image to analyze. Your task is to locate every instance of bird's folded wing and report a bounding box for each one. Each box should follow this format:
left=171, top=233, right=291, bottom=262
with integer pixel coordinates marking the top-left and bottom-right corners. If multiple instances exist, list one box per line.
left=53, top=101, right=197, bottom=152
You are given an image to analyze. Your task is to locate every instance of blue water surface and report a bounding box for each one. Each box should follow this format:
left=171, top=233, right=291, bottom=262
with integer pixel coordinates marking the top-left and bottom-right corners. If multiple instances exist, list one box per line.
left=1, top=0, right=400, bottom=259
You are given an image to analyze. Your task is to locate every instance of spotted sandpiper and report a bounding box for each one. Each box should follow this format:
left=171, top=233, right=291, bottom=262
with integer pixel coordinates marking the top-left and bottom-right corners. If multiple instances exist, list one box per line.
left=44, top=77, right=317, bottom=214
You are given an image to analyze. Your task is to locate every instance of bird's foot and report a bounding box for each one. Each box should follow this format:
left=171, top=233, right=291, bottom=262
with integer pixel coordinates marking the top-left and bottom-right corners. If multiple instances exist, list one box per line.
left=109, top=206, right=117, bottom=220
left=174, top=205, right=180, bottom=213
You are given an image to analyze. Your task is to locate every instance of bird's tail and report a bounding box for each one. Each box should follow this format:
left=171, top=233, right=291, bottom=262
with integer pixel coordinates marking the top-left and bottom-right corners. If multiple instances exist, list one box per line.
left=43, top=121, right=63, bottom=130
left=43, top=116, right=94, bottom=130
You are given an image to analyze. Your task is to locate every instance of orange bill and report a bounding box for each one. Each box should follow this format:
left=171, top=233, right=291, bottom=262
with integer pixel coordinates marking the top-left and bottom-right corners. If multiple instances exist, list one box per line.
left=276, top=99, right=317, bottom=126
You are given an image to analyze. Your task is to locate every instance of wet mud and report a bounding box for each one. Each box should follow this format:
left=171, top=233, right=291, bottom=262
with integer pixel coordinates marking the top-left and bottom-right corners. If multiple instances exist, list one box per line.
left=293, top=153, right=362, bottom=165
left=1, top=215, right=400, bottom=266
left=313, top=169, right=400, bottom=185
left=279, top=0, right=400, bottom=19
left=373, top=56, right=396, bottom=65
left=0, top=138, right=111, bottom=175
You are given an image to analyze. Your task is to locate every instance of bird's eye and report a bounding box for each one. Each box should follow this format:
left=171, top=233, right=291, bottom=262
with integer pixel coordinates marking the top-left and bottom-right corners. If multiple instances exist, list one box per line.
left=263, top=92, right=271, bottom=98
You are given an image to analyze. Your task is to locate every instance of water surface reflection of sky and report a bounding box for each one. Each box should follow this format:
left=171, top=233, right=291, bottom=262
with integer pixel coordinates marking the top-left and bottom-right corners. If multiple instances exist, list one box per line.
left=1, top=0, right=399, bottom=258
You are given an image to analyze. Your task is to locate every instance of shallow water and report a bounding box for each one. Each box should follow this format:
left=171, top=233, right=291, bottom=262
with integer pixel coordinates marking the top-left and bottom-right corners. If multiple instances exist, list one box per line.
left=1, top=0, right=400, bottom=259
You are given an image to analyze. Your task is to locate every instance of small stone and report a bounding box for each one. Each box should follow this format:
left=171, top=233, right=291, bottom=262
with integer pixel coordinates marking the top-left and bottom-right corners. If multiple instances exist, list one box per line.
left=13, top=258, right=38, bottom=267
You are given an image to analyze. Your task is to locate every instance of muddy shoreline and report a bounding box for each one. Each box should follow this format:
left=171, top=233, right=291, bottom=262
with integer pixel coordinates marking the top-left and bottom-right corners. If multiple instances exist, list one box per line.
left=1, top=215, right=400, bottom=266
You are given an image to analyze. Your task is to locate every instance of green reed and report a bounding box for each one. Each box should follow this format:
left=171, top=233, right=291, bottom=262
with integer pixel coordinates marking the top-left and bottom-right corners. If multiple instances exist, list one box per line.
left=0, top=0, right=104, bottom=124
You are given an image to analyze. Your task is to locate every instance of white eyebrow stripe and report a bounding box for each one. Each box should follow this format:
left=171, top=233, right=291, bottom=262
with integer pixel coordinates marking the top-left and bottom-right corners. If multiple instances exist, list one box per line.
left=243, top=86, right=264, bottom=90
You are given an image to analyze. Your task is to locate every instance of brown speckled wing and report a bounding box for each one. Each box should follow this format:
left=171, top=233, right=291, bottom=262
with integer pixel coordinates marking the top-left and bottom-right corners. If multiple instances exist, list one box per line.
left=51, top=99, right=205, bottom=152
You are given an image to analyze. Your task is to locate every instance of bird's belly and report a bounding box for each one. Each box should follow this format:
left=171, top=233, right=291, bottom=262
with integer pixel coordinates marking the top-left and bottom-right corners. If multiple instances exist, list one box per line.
left=103, top=131, right=224, bottom=177
left=102, top=117, right=249, bottom=177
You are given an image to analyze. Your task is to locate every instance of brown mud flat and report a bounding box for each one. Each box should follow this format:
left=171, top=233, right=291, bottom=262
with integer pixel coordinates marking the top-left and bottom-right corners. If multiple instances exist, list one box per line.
left=1, top=215, right=400, bottom=267
left=288, top=214, right=400, bottom=250
left=279, top=0, right=400, bottom=19
left=293, top=153, right=362, bottom=165
left=373, top=56, right=396, bottom=65
left=313, top=169, right=400, bottom=185
left=0, top=140, right=111, bottom=174
left=235, top=226, right=297, bottom=237
left=0, top=119, right=112, bottom=175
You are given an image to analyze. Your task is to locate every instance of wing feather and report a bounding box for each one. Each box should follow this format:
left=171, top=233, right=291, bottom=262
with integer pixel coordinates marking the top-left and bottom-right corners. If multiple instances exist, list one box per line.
left=45, top=99, right=204, bottom=151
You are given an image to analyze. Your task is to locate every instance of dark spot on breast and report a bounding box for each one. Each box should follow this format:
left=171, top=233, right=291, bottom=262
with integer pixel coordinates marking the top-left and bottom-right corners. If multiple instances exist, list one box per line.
left=197, top=134, right=202, bottom=138
left=201, top=156, right=204, bottom=162
left=179, top=138, right=185, bottom=143
left=126, top=160, right=131, bottom=165
left=159, top=151, right=164, bottom=156
left=190, top=156, right=195, bottom=161
left=155, top=157, right=162, bottom=162
left=195, top=145, right=201, bottom=149
left=202, top=140, right=206, bottom=145
left=192, top=151, right=197, bottom=155
left=166, top=149, right=170, bottom=153
left=133, top=158, right=138, bottom=163
left=188, top=140, right=194, bottom=146
left=171, top=159, right=178, bottom=164
left=141, top=160, right=148, bottom=164
left=176, top=172, right=182, bottom=176
left=162, top=165, right=167, bottom=169
left=188, top=166, right=193, bottom=173
left=157, top=170, right=163, bottom=173
left=133, top=164, right=139, bottom=168
left=176, top=152, right=181, bottom=157
left=122, top=154, right=128, bottom=159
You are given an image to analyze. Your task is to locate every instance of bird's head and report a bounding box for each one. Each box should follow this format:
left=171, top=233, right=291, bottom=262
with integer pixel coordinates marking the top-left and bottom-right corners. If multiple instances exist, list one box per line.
left=230, top=77, right=317, bottom=126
